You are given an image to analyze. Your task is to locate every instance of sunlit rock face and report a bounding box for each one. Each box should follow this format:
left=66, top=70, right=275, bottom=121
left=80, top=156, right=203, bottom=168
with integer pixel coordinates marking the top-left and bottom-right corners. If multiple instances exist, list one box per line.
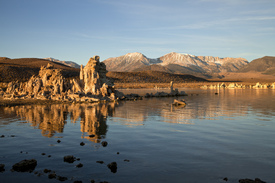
left=80, top=56, right=113, bottom=96
left=23, top=63, right=66, bottom=97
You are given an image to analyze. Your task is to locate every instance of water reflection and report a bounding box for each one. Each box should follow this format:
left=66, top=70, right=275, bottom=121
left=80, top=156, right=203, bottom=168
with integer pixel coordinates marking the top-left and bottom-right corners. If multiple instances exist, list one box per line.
left=162, top=88, right=275, bottom=123
left=116, top=88, right=275, bottom=125
left=2, top=103, right=117, bottom=142
left=1, top=89, right=274, bottom=137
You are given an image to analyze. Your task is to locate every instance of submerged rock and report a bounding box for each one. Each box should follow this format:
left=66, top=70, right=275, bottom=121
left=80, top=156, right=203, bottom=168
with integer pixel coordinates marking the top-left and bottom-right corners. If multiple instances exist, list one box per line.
left=76, top=163, right=83, bottom=168
left=239, top=178, right=266, bottom=183
left=12, top=159, right=37, bottom=172
left=57, top=176, right=68, bottom=181
left=63, top=155, right=76, bottom=163
left=107, top=162, right=117, bottom=173
left=101, top=141, right=108, bottom=147
left=0, top=164, right=5, bottom=172
left=44, top=168, right=52, bottom=173
left=48, top=173, right=57, bottom=179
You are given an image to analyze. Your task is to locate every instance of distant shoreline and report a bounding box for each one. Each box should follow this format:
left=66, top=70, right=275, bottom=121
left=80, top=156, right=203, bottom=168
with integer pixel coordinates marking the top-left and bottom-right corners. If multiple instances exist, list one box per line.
left=113, top=81, right=275, bottom=89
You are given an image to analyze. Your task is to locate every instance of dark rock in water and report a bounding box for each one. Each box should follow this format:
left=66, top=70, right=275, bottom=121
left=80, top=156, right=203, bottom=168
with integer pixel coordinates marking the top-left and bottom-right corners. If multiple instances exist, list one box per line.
left=12, top=159, right=37, bottom=172
left=80, top=142, right=85, bottom=146
left=239, top=178, right=266, bottom=183
left=63, top=155, right=76, bottom=163
left=101, top=141, right=108, bottom=147
left=57, top=176, right=68, bottom=181
left=89, top=134, right=95, bottom=137
left=124, top=159, right=130, bottom=162
left=96, top=161, right=104, bottom=164
left=41, top=153, right=46, bottom=156
left=48, top=173, right=57, bottom=179
left=91, top=180, right=95, bottom=183
left=44, top=168, right=52, bottom=173
left=107, top=162, right=117, bottom=173
left=223, top=177, right=228, bottom=181
left=57, top=140, right=61, bottom=143
left=0, top=164, right=5, bottom=172
left=76, top=163, right=83, bottom=168
left=0, top=135, right=4, bottom=138
left=74, top=181, right=83, bottom=183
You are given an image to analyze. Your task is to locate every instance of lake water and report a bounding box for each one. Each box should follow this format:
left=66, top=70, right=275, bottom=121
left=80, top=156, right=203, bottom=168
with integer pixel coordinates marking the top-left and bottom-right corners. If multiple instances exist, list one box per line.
left=0, top=88, right=275, bottom=183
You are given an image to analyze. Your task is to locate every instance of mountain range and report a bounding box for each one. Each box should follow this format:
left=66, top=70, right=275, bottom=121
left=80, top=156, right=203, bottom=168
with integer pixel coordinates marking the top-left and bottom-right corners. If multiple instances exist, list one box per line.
left=1, top=54, right=274, bottom=84
left=103, top=52, right=249, bottom=78
left=44, top=57, right=80, bottom=68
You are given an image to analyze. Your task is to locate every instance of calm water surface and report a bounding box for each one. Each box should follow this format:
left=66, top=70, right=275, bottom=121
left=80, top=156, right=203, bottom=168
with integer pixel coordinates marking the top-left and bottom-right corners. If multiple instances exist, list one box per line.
left=0, top=88, right=275, bottom=183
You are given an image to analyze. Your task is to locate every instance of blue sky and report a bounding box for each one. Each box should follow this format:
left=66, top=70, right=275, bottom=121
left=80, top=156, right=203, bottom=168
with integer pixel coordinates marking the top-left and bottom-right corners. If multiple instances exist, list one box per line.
left=0, top=0, right=274, bottom=65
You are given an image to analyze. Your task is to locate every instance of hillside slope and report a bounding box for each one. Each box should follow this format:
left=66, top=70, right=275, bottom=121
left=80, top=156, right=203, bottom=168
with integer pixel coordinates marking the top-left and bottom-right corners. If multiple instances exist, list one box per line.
left=0, top=57, right=79, bottom=82
left=106, top=71, right=207, bottom=83
left=238, top=56, right=275, bottom=76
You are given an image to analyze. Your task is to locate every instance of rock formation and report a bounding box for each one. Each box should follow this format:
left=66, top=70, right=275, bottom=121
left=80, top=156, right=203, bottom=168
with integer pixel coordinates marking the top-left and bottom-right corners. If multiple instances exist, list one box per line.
left=2, top=56, right=128, bottom=102
left=80, top=56, right=113, bottom=96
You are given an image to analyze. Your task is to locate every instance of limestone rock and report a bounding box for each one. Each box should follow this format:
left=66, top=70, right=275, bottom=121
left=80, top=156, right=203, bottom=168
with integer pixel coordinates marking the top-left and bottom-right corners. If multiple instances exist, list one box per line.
left=82, top=56, right=109, bottom=95
left=173, top=99, right=186, bottom=106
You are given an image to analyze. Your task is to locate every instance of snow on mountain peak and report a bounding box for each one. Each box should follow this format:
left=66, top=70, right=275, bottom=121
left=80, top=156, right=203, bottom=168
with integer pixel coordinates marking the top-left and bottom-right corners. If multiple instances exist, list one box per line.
left=44, top=57, right=80, bottom=68
left=103, top=52, right=248, bottom=73
left=125, top=52, right=145, bottom=58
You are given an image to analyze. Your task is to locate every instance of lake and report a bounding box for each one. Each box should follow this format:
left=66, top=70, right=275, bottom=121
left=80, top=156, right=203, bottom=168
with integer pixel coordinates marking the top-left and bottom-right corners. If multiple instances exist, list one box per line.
left=0, top=88, right=275, bottom=183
